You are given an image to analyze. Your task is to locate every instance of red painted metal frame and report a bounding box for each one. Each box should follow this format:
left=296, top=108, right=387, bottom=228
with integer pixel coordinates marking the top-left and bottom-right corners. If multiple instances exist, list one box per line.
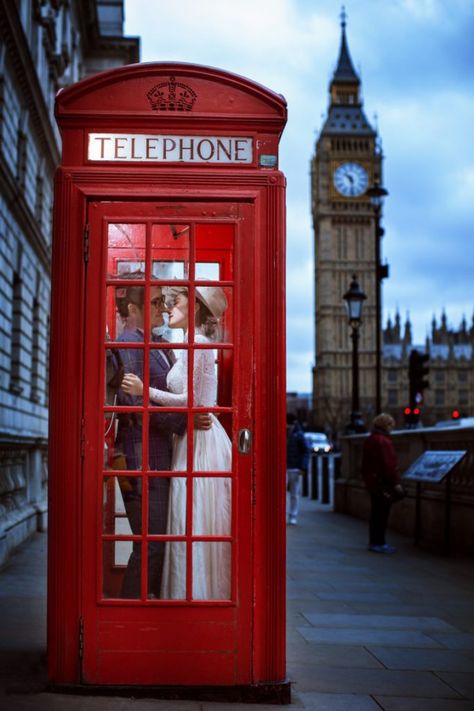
left=48, top=62, right=287, bottom=694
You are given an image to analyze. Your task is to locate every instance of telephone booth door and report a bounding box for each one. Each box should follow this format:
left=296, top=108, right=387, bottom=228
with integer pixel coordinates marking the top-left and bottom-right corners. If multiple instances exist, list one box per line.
left=82, top=201, right=253, bottom=684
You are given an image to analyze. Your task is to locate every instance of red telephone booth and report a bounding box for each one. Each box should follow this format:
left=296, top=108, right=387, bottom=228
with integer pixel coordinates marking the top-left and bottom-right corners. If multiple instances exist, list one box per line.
left=48, top=63, right=288, bottom=702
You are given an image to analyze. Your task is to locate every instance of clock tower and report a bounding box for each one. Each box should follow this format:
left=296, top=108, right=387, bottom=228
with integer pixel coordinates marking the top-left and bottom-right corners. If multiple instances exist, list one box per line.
left=311, top=10, right=384, bottom=436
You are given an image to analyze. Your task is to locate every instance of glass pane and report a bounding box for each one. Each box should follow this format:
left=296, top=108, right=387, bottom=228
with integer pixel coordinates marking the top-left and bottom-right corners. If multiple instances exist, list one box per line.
left=147, top=476, right=171, bottom=534
left=192, top=542, right=231, bottom=600
left=196, top=224, right=234, bottom=280
left=114, top=539, right=133, bottom=566
left=148, top=347, right=186, bottom=407
left=160, top=542, right=187, bottom=600
left=107, top=223, right=146, bottom=279
left=104, top=413, right=127, bottom=469
left=151, top=223, right=189, bottom=280
left=103, top=476, right=134, bottom=535
left=104, top=537, right=168, bottom=600
left=193, top=478, right=231, bottom=535
left=112, top=413, right=143, bottom=471
left=196, top=262, right=220, bottom=280
left=105, top=347, right=146, bottom=410
left=196, top=223, right=233, bottom=249
left=187, top=347, right=233, bottom=410
left=192, top=410, right=232, bottom=473
left=105, top=347, right=125, bottom=406
left=108, top=283, right=146, bottom=342
left=152, top=260, right=186, bottom=279
left=117, top=260, right=145, bottom=276
left=151, top=287, right=185, bottom=344
left=215, top=350, right=233, bottom=408
left=147, top=537, right=168, bottom=599
left=103, top=540, right=139, bottom=600
left=194, top=286, right=232, bottom=344
left=148, top=410, right=187, bottom=471
left=164, top=476, right=187, bottom=535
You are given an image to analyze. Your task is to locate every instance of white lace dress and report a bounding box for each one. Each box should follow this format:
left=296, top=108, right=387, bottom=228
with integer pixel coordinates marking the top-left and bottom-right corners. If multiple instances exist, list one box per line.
left=148, top=334, right=231, bottom=600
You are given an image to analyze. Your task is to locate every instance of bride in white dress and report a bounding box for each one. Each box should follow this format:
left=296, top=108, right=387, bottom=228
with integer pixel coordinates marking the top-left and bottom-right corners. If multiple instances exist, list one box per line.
left=122, top=286, right=231, bottom=600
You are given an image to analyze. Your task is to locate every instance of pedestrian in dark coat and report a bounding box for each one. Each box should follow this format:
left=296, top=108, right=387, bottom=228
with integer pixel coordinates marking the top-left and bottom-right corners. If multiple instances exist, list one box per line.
left=286, top=414, right=307, bottom=525
left=362, top=413, right=404, bottom=554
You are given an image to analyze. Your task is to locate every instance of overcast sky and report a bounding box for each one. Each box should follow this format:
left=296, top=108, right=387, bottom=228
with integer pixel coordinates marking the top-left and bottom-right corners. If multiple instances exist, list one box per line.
left=124, top=0, right=474, bottom=392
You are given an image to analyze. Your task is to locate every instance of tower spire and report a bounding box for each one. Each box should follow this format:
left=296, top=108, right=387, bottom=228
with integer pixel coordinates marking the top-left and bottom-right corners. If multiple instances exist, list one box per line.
left=340, top=5, right=347, bottom=30
left=332, top=6, right=360, bottom=86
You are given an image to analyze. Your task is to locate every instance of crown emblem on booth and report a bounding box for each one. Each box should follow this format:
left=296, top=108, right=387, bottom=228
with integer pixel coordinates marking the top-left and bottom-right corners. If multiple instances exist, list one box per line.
left=146, top=76, right=197, bottom=111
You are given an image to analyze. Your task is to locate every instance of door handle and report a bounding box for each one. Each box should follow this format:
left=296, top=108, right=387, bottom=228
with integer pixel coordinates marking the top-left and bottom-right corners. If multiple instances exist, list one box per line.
left=238, top=428, right=252, bottom=454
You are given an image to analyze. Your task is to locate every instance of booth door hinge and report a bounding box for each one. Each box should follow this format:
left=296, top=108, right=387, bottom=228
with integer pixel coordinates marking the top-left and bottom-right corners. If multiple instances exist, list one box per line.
left=83, top=224, right=90, bottom=263
left=80, top=417, right=85, bottom=458
left=79, top=617, right=84, bottom=659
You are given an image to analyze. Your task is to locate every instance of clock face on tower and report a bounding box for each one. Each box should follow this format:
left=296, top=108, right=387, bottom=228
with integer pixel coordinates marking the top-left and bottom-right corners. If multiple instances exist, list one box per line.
left=333, top=162, right=369, bottom=197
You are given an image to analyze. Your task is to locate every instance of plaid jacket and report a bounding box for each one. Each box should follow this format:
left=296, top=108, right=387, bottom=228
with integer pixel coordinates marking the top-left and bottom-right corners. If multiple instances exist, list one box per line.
left=116, top=329, right=186, bottom=473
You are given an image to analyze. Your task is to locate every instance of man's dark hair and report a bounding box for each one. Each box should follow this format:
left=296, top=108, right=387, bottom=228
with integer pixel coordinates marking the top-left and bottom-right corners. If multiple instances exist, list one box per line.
left=114, top=271, right=145, bottom=318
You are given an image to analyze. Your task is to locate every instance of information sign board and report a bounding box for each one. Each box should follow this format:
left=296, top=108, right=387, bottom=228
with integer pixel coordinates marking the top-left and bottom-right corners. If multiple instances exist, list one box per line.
left=402, top=450, right=466, bottom=483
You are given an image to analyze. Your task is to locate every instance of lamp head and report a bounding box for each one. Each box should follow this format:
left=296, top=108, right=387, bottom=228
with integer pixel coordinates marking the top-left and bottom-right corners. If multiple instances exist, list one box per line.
left=343, top=274, right=367, bottom=324
left=367, top=181, right=388, bottom=210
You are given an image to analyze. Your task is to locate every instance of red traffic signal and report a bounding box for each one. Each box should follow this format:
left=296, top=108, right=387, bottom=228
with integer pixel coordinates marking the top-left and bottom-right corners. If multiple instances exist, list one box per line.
left=404, top=405, right=420, bottom=428
left=452, top=410, right=460, bottom=420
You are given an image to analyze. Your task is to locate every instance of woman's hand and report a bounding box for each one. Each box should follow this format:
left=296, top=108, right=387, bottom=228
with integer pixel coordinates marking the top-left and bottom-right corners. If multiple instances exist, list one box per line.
left=121, top=373, right=144, bottom=396
left=194, top=413, right=213, bottom=431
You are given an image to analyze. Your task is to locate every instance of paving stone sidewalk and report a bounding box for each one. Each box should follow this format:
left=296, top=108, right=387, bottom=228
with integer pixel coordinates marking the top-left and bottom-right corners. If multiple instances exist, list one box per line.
left=1, top=497, right=474, bottom=710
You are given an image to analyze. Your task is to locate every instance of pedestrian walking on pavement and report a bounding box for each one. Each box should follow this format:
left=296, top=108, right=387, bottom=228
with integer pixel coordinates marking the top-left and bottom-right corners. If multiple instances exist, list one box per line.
left=361, top=413, right=405, bottom=554
left=286, top=413, right=306, bottom=525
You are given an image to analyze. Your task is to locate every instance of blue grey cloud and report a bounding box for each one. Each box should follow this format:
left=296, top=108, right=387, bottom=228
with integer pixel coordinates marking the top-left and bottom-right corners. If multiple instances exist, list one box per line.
left=125, top=0, right=474, bottom=392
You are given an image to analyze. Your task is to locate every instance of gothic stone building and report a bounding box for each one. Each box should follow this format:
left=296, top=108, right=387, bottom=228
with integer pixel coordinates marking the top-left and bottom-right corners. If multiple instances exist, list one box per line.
left=384, top=311, right=474, bottom=428
left=311, top=14, right=384, bottom=437
left=0, top=0, right=139, bottom=565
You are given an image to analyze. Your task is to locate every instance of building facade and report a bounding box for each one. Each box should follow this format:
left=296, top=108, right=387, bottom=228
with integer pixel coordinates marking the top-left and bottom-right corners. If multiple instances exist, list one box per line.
left=286, top=391, right=312, bottom=428
left=311, top=13, right=384, bottom=438
left=383, top=311, right=474, bottom=427
left=0, top=0, right=139, bottom=565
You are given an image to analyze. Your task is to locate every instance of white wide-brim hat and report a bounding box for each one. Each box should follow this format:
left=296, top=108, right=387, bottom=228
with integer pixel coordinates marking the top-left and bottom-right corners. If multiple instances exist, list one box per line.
left=196, top=286, right=228, bottom=319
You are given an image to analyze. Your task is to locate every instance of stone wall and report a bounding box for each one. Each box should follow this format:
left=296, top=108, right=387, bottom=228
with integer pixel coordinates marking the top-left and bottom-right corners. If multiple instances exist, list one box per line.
left=0, top=1, right=139, bottom=567
left=335, top=425, right=474, bottom=555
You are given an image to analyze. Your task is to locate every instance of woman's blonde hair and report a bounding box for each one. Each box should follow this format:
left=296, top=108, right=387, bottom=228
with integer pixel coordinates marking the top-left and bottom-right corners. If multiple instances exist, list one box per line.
left=372, top=413, right=395, bottom=432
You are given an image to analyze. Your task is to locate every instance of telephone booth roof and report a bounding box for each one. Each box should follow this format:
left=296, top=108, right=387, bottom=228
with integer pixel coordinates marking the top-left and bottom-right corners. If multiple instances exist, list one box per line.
left=55, top=61, right=287, bottom=134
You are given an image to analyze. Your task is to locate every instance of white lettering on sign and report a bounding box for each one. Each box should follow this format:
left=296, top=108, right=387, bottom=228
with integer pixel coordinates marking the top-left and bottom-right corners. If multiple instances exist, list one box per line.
left=88, top=133, right=253, bottom=164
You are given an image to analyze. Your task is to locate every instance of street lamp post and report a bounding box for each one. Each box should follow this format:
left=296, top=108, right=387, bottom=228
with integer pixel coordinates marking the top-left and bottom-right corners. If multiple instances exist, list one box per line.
left=343, top=275, right=367, bottom=433
left=366, top=181, right=389, bottom=415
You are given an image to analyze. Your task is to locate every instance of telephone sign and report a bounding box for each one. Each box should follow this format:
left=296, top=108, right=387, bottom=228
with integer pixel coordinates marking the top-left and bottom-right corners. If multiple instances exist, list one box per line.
left=88, top=133, right=253, bottom=163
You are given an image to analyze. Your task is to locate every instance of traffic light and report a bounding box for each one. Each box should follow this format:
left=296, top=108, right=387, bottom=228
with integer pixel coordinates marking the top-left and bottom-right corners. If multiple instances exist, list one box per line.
left=408, top=350, right=430, bottom=408
left=404, top=406, right=421, bottom=428
left=452, top=410, right=460, bottom=420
